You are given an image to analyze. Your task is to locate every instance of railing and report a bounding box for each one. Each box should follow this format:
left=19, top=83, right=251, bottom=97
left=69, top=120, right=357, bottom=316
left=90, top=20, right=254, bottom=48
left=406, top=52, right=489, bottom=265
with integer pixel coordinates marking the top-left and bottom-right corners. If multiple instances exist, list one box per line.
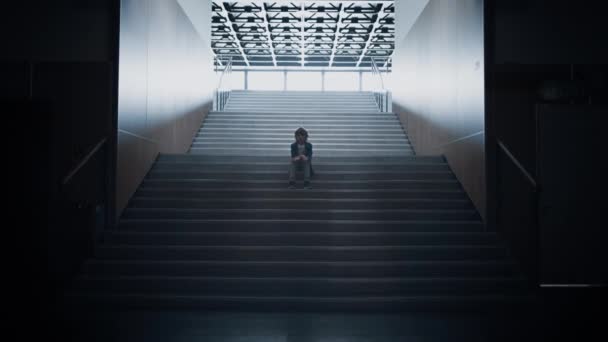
left=370, top=57, right=392, bottom=112
left=213, top=56, right=233, bottom=111
left=60, top=136, right=110, bottom=245
left=497, top=139, right=538, bottom=191
left=496, top=138, right=540, bottom=286
left=62, top=137, right=108, bottom=187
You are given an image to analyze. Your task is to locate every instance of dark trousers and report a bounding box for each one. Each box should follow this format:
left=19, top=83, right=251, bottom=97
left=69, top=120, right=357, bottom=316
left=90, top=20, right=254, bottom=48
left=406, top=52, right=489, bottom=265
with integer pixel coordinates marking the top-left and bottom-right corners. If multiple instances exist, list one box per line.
left=289, top=159, right=311, bottom=182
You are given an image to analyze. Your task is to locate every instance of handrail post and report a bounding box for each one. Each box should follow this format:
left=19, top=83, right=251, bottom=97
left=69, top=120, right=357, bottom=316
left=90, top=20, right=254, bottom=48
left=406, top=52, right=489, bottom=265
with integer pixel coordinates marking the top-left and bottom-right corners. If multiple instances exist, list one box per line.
left=214, top=56, right=233, bottom=111
left=370, top=57, right=389, bottom=112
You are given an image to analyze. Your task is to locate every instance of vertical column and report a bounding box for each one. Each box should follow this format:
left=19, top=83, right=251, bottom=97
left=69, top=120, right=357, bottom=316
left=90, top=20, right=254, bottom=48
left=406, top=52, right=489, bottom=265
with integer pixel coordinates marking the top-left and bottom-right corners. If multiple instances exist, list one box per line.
left=283, top=70, right=287, bottom=91
left=244, top=70, right=248, bottom=90
left=359, top=71, right=363, bottom=91
left=321, top=70, right=325, bottom=92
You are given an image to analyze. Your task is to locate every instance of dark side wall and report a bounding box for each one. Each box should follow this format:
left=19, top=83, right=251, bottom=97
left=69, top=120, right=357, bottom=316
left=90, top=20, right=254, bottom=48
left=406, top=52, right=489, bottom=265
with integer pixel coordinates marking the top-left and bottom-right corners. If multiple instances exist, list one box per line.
left=391, top=0, right=486, bottom=218
left=2, top=2, right=215, bottom=335
left=487, top=4, right=607, bottom=338
left=1, top=0, right=120, bottom=338
left=486, top=0, right=608, bottom=286
left=116, top=0, right=215, bottom=217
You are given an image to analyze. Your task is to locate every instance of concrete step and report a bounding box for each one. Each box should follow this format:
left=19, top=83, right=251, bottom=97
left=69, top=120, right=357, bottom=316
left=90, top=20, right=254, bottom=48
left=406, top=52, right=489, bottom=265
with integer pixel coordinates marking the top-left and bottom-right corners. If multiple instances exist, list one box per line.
left=224, top=101, right=377, bottom=104
left=140, top=179, right=462, bottom=191
left=229, top=93, right=376, bottom=97
left=117, top=219, right=485, bottom=233
left=205, top=116, right=398, bottom=122
left=71, top=276, right=527, bottom=296
left=203, top=118, right=401, bottom=124
left=156, top=155, right=442, bottom=163
left=188, top=149, right=415, bottom=157
left=204, top=117, right=399, bottom=123
left=102, top=232, right=498, bottom=246
left=121, top=208, right=480, bottom=221
left=225, top=100, right=378, bottom=103
left=65, top=292, right=533, bottom=312
left=134, top=188, right=465, bottom=200
left=228, top=93, right=376, bottom=97
left=227, top=97, right=377, bottom=101
left=226, top=100, right=377, bottom=104
left=192, top=138, right=412, bottom=145
left=208, top=111, right=394, bottom=116
left=226, top=96, right=376, bottom=100
left=188, top=145, right=413, bottom=153
left=229, top=93, right=375, bottom=98
left=224, top=104, right=379, bottom=109
left=206, top=113, right=397, bottom=118
left=94, top=244, right=506, bottom=261
left=225, top=102, right=379, bottom=106
left=82, top=259, right=513, bottom=278
left=200, top=124, right=403, bottom=130
left=151, top=162, right=442, bottom=172
left=198, top=128, right=406, bottom=133
left=189, top=144, right=412, bottom=153
left=145, top=170, right=454, bottom=181
left=223, top=110, right=381, bottom=114
left=222, top=109, right=381, bottom=113
left=194, top=134, right=411, bottom=141
left=128, top=197, right=473, bottom=210
left=223, top=106, right=380, bottom=111
left=190, top=140, right=411, bottom=146
left=201, top=124, right=402, bottom=130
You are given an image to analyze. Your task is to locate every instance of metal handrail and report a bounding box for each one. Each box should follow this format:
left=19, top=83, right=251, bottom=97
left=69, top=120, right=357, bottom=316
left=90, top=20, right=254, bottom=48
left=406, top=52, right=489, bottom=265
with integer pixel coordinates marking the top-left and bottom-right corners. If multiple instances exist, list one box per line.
left=216, top=56, right=233, bottom=90
left=62, top=137, right=107, bottom=186
left=214, top=56, right=233, bottom=111
left=370, top=57, right=391, bottom=112
left=497, top=139, right=538, bottom=191
left=370, top=57, right=385, bottom=90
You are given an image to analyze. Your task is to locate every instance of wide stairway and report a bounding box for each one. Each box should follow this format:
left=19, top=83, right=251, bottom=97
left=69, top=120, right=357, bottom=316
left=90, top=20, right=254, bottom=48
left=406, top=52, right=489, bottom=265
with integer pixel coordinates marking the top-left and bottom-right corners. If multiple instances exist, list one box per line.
left=193, top=90, right=412, bottom=157
left=66, top=90, right=531, bottom=312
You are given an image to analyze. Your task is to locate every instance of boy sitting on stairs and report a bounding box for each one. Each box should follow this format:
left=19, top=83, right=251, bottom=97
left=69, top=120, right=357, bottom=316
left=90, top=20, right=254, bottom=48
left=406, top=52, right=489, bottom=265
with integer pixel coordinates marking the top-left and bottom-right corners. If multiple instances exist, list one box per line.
left=289, top=127, right=313, bottom=189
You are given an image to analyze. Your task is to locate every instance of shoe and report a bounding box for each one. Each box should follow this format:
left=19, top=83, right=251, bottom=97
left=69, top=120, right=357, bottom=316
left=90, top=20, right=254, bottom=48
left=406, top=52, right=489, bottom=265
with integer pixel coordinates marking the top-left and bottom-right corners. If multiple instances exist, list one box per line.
left=288, top=181, right=296, bottom=189
left=303, top=181, right=312, bottom=189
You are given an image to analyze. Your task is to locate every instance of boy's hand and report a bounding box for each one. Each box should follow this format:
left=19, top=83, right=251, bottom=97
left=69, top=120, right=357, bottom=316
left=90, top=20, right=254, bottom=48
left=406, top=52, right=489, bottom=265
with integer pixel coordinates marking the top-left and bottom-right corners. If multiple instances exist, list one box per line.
left=300, top=155, right=308, bottom=161
left=292, top=156, right=301, bottom=162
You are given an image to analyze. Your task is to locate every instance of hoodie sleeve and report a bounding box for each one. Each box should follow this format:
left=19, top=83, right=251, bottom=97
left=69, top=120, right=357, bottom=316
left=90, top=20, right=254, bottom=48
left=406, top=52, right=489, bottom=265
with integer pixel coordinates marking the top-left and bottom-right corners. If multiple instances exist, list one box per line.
left=291, top=143, right=297, bottom=158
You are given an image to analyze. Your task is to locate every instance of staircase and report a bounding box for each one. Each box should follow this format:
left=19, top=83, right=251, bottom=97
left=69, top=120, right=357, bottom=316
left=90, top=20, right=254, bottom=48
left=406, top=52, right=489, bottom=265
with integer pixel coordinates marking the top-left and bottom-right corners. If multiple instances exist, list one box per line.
left=194, top=90, right=411, bottom=157
left=66, top=90, right=531, bottom=312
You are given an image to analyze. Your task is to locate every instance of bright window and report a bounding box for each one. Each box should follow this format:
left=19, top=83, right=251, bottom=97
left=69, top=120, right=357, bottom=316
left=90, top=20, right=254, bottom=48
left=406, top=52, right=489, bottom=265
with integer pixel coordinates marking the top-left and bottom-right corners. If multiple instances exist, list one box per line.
left=227, top=71, right=245, bottom=90
left=248, top=71, right=284, bottom=90
left=324, top=72, right=360, bottom=91
left=287, top=72, right=322, bottom=91
left=362, top=72, right=384, bottom=91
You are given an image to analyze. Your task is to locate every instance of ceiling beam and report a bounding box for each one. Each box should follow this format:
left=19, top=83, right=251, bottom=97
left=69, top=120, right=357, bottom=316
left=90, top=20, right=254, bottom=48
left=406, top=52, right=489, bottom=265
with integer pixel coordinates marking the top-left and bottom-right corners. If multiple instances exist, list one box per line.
left=218, top=3, right=249, bottom=66
left=356, top=5, right=383, bottom=67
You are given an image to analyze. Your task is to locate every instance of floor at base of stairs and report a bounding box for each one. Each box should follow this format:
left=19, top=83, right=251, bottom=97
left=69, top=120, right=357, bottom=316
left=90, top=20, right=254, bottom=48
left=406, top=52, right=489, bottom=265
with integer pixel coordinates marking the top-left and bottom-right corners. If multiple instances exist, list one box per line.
left=55, top=309, right=539, bottom=342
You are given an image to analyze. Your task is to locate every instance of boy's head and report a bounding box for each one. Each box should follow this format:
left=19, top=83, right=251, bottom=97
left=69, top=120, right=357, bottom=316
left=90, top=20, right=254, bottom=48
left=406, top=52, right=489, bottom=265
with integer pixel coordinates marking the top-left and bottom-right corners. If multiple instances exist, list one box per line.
left=295, top=127, right=308, bottom=144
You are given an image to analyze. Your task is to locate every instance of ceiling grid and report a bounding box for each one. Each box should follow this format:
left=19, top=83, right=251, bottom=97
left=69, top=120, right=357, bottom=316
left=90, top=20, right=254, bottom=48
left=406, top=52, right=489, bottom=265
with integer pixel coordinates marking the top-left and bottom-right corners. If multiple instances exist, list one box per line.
left=212, top=1, right=395, bottom=70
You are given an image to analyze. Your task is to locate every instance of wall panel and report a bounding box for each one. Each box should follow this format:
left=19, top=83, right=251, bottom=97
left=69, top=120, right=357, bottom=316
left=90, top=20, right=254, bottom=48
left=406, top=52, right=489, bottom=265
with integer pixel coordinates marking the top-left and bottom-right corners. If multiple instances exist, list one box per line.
left=116, top=0, right=215, bottom=216
left=391, top=0, right=486, bottom=218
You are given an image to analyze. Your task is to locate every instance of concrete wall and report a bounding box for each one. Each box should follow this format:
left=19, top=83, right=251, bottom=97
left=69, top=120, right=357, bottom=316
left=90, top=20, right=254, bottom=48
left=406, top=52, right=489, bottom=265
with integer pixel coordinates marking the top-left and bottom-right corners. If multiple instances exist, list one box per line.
left=390, top=0, right=486, bottom=218
left=117, top=0, right=215, bottom=217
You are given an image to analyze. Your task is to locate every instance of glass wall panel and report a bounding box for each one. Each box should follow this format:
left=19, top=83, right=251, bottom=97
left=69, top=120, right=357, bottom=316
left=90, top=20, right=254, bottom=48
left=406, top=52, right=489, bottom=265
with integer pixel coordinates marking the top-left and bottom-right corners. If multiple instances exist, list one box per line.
left=248, top=71, right=284, bottom=90
left=324, top=72, right=360, bottom=91
left=287, top=72, right=322, bottom=91
left=361, top=72, right=385, bottom=91
left=227, top=71, right=245, bottom=90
